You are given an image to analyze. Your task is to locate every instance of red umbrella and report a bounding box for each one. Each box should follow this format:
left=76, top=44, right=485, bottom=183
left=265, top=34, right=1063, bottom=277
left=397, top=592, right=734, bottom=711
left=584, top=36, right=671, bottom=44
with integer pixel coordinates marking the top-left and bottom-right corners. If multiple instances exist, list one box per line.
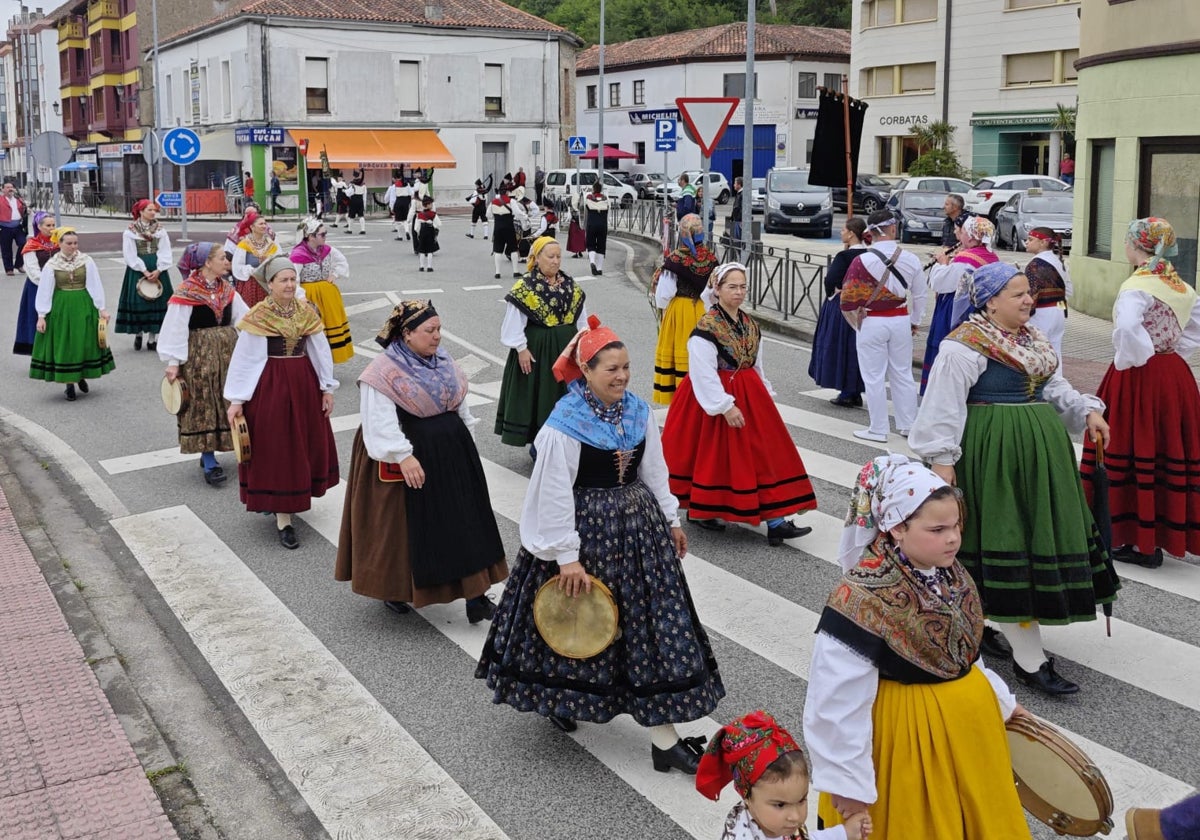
left=579, top=145, right=639, bottom=160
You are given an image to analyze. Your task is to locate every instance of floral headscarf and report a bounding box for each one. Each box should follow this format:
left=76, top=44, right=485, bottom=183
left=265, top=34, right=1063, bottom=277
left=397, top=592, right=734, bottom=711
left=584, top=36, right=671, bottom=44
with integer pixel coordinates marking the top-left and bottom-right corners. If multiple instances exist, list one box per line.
left=696, top=710, right=803, bottom=800
left=1127, top=217, right=1178, bottom=271
left=177, top=242, right=215, bottom=275
left=950, top=261, right=1020, bottom=329
left=708, top=261, right=748, bottom=292
left=961, top=216, right=994, bottom=248
left=376, top=299, right=438, bottom=347
left=678, top=213, right=705, bottom=258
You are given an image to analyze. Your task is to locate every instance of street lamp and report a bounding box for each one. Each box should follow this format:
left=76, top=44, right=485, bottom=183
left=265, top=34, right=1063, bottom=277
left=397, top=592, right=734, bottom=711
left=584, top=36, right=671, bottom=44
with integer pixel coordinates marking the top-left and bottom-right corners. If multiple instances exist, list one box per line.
left=52, top=101, right=60, bottom=116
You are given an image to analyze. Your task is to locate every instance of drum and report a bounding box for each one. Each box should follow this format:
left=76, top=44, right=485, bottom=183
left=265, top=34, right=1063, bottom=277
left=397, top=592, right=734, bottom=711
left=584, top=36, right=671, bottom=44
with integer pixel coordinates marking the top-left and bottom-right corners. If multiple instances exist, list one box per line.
left=136, top=277, right=163, bottom=301
left=160, top=376, right=191, bottom=416
left=533, top=576, right=619, bottom=660
left=97, top=317, right=107, bottom=350
left=231, top=415, right=252, bottom=464
left=1007, top=715, right=1114, bottom=836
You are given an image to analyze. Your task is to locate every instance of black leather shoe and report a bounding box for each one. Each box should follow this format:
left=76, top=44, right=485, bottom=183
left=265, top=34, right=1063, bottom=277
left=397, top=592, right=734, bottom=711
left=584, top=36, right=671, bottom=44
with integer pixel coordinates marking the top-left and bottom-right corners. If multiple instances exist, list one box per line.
left=980, top=626, right=1012, bottom=659
left=203, top=466, right=227, bottom=487
left=133, top=334, right=143, bottom=351
left=767, top=521, right=813, bottom=546
left=1014, top=658, right=1079, bottom=696
left=687, top=513, right=726, bottom=532
left=651, top=735, right=707, bottom=774
left=466, top=594, right=496, bottom=624
left=1113, top=545, right=1164, bottom=569
left=278, top=525, right=300, bottom=550
left=383, top=600, right=411, bottom=615
left=77, top=379, right=89, bottom=394
left=147, top=340, right=157, bottom=351
left=590, top=264, right=599, bottom=276
left=64, top=383, right=76, bottom=401
left=829, top=395, right=862, bottom=407
left=548, top=714, right=577, bottom=733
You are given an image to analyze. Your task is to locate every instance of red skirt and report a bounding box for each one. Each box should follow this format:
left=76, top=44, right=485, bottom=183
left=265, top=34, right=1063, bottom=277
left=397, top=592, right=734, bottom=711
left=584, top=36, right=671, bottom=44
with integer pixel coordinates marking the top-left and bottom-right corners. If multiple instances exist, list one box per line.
left=1081, top=351, right=1200, bottom=557
left=233, top=278, right=267, bottom=308
left=662, top=368, right=817, bottom=524
left=239, top=356, right=339, bottom=513
left=567, top=220, right=587, bottom=254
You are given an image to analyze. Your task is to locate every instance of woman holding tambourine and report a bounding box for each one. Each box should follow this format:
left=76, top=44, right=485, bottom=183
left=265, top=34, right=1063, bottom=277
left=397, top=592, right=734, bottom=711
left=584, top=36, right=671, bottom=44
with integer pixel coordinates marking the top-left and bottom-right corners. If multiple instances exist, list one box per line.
left=476, top=315, right=724, bottom=776
left=116, top=199, right=174, bottom=351
left=158, top=242, right=247, bottom=487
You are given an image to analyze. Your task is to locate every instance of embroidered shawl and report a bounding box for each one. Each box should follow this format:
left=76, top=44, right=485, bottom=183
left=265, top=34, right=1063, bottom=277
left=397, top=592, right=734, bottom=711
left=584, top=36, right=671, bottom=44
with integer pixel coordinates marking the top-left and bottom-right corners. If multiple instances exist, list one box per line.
left=1025, top=254, right=1069, bottom=304
left=543, top=379, right=650, bottom=451
left=289, top=240, right=331, bottom=266
left=505, top=270, right=585, bottom=327
left=129, top=217, right=160, bottom=241
left=719, top=802, right=809, bottom=840
left=358, top=341, right=467, bottom=418
left=952, top=245, right=998, bottom=270
left=21, top=233, right=56, bottom=257
left=1118, top=262, right=1197, bottom=329
left=948, top=312, right=1058, bottom=381
left=821, top=537, right=983, bottom=681
left=237, top=236, right=279, bottom=263
left=839, top=254, right=907, bottom=311
left=237, top=299, right=325, bottom=354
left=169, top=270, right=237, bottom=320
left=45, top=250, right=89, bottom=273
left=692, top=305, right=760, bottom=370
left=660, top=244, right=719, bottom=298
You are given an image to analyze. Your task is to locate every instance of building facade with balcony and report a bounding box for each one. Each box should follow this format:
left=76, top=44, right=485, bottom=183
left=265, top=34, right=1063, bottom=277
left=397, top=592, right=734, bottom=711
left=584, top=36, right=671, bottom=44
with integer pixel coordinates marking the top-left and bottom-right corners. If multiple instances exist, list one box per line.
left=3, top=8, right=64, bottom=186
left=1068, top=0, right=1200, bottom=318
left=153, top=0, right=580, bottom=207
left=575, top=24, right=851, bottom=183
left=849, top=0, right=1080, bottom=179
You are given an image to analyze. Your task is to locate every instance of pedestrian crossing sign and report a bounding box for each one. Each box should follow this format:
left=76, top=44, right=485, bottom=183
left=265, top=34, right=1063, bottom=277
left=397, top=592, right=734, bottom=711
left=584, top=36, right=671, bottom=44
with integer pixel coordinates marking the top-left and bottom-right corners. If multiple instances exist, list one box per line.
left=568, top=136, right=588, bottom=156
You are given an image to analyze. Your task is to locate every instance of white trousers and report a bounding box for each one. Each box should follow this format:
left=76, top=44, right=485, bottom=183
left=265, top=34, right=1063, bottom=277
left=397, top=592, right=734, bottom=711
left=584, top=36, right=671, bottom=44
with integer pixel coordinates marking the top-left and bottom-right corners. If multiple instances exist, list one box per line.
left=855, top=314, right=919, bottom=436
left=1027, top=306, right=1066, bottom=361
left=590, top=252, right=605, bottom=271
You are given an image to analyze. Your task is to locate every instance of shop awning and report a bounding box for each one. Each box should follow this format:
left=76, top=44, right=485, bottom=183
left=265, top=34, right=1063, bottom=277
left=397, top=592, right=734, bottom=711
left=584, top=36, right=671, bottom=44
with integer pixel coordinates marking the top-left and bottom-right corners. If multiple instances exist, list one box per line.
left=194, top=129, right=242, bottom=163
left=287, top=129, right=456, bottom=170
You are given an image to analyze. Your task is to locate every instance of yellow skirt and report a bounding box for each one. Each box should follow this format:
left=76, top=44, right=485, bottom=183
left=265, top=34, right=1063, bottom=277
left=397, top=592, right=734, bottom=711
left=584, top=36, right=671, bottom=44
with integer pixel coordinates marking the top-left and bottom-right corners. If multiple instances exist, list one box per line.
left=818, top=668, right=1031, bottom=840
left=301, top=280, right=354, bottom=364
left=652, top=296, right=706, bottom=405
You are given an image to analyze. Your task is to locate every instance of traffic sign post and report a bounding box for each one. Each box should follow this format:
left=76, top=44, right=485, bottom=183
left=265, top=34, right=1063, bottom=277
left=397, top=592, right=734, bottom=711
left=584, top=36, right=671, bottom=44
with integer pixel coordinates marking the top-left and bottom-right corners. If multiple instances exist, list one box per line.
left=162, top=128, right=201, bottom=242
left=31, top=132, right=73, bottom=225
left=156, top=192, right=183, bottom=209
left=567, top=136, right=587, bottom=217
left=675, top=98, right=739, bottom=243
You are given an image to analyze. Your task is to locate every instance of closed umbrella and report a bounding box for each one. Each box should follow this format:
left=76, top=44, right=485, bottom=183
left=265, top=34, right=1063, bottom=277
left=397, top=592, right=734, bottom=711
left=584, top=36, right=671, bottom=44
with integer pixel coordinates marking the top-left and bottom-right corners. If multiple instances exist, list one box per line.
left=1089, top=432, right=1119, bottom=637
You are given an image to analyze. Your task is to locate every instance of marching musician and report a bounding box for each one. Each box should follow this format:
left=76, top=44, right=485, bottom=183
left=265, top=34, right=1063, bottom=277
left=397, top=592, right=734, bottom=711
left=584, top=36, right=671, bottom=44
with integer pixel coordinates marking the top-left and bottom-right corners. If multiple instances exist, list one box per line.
left=465, top=175, right=492, bottom=239
left=489, top=182, right=521, bottom=279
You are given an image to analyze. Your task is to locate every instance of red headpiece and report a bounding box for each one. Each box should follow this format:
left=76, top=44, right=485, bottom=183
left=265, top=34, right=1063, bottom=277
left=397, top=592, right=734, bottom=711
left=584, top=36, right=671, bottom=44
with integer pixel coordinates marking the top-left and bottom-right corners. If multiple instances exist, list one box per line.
left=696, top=710, right=803, bottom=801
left=234, top=210, right=261, bottom=241
left=131, top=198, right=156, bottom=219
left=552, top=314, right=621, bottom=383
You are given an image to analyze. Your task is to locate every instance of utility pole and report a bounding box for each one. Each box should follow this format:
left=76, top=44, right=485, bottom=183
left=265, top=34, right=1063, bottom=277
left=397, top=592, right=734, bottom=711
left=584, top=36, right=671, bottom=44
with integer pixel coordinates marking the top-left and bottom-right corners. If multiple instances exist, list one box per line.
left=21, top=17, right=35, bottom=193
left=150, top=0, right=162, bottom=198
left=739, top=0, right=756, bottom=261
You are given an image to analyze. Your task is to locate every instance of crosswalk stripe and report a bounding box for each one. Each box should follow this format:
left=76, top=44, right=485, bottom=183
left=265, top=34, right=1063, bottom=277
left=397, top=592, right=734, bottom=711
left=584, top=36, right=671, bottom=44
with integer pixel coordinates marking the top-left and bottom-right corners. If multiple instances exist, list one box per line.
left=111, top=505, right=510, bottom=840
left=343, top=298, right=395, bottom=316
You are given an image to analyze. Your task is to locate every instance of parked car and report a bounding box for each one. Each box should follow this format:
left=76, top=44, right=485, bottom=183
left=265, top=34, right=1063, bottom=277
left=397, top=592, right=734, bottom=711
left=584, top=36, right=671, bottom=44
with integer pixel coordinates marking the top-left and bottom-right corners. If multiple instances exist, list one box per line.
left=630, top=172, right=667, bottom=199
left=890, top=190, right=952, bottom=244
left=611, top=171, right=638, bottom=188
left=994, top=189, right=1074, bottom=251
left=652, top=170, right=733, bottom=204
left=763, top=168, right=833, bottom=238
left=890, top=176, right=974, bottom=196
left=750, top=177, right=766, bottom=214
left=542, top=169, right=637, bottom=206
left=964, top=175, right=1070, bottom=220
left=831, top=173, right=894, bottom=214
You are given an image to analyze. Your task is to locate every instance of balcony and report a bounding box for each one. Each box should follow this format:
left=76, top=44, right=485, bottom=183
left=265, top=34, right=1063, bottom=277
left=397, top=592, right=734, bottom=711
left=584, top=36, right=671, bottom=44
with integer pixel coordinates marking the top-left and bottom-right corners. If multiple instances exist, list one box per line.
left=58, top=17, right=85, bottom=44
left=87, top=0, right=119, bottom=25
left=62, top=103, right=88, bottom=139
left=89, top=51, right=124, bottom=75
left=61, top=48, right=88, bottom=85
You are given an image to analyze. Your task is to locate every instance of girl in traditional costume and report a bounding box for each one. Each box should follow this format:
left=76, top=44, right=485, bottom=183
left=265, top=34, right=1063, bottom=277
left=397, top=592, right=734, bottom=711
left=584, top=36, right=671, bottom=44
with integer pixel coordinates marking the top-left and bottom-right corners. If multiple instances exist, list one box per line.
left=910, top=261, right=1116, bottom=696
left=230, top=210, right=282, bottom=308
left=651, top=213, right=718, bottom=405
left=413, top=195, right=441, bottom=273
left=224, top=255, right=339, bottom=550
left=1023, top=226, right=1071, bottom=359
left=30, top=228, right=114, bottom=400
left=159, top=243, right=247, bottom=487
left=804, top=454, right=1032, bottom=839
left=289, top=217, right=353, bottom=363
left=494, top=236, right=587, bottom=455
left=335, top=300, right=507, bottom=623
left=1080, top=218, right=1200, bottom=569
left=477, top=315, right=724, bottom=774
left=662, top=262, right=816, bottom=547
left=13, top=212, right=57, bottom=355
left=808, top=217, right=868, bottom=408
left=565, top=192, right=587, bottom=258
left=698, top=711, right=870, bottom=840
left=116, top=199, right=174, bottom=351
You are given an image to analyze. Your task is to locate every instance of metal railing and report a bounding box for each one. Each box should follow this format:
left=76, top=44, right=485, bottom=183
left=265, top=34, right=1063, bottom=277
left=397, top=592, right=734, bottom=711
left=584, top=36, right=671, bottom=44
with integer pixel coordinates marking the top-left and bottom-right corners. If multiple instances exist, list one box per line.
left=609, top=199, right=831, bottom=323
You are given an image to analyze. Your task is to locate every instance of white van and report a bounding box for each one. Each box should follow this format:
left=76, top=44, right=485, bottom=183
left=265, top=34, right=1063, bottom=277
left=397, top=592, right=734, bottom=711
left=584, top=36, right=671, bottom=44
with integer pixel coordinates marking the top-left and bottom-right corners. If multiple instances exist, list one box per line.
left=542, top=169, right=637, bottom=205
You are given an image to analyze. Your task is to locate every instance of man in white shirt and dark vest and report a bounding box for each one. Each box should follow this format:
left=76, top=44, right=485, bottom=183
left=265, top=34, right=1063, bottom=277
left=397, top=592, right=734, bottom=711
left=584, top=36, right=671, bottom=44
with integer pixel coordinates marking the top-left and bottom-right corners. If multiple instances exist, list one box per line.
left=0, top=181, right=28, bottom=276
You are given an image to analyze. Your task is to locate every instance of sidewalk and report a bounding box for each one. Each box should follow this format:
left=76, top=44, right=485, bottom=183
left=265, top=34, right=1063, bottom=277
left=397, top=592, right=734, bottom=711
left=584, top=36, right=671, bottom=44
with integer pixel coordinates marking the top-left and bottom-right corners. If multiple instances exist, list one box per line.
left=0, top=482, right=178, bottom=840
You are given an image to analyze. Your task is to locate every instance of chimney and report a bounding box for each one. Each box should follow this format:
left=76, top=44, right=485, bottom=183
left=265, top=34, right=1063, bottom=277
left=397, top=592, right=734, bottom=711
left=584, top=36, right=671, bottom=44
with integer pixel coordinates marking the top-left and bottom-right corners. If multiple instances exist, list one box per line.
left=425, top=2, right=443, bottom=21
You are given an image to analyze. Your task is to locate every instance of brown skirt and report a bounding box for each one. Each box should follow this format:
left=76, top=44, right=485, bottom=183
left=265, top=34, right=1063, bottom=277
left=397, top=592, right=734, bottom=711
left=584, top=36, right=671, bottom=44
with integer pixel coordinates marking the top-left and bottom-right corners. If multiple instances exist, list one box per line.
left=178, top=325, right=237, bottom=454
left=334, top=429, right=508, bottom=607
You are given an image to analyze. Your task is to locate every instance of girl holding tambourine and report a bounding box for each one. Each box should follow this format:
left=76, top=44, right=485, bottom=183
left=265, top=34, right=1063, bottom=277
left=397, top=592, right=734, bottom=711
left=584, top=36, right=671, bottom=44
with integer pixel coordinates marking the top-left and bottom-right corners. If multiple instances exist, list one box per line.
left=116, top=199, right=174, bottom=351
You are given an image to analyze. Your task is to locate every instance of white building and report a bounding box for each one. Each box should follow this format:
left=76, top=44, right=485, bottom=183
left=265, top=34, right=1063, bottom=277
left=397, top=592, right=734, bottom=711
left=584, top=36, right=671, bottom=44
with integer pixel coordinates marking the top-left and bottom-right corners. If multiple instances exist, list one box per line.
left=851, top=0, right=1080, bottom=179
left=575, top=23, right=850, bottom=183
left=2, top=9, right=64, bottom=186
left=153, top=0, right=580, bottom=205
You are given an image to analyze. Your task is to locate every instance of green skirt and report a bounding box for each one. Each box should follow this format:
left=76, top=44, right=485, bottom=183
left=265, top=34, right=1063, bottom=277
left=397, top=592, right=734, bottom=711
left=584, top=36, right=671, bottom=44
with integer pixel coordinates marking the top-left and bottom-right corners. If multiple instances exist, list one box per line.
left=957, top=401, right=1117, bottom=625
left=494, top=322, right=576, bottom=446
left=29, top=288, right=116, bottom=383
left=115, top=254, right=174, bottom=334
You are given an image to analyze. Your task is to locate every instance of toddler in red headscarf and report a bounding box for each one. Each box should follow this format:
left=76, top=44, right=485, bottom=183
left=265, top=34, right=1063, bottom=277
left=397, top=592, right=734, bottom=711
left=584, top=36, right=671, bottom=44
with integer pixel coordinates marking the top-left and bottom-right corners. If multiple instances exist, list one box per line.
left=698, top=711, right=871, bottom=840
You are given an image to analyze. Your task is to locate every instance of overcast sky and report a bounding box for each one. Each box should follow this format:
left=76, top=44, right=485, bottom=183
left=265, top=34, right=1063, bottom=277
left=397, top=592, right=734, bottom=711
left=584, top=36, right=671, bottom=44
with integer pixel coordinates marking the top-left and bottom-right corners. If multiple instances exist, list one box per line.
left=2, top=1, right=49, bottom=32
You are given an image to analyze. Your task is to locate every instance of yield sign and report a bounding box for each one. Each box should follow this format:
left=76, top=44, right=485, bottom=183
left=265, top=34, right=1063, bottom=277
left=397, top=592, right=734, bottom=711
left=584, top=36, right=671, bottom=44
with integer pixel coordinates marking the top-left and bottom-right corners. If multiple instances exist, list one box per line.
left=675, top=97, right=740, bottom=158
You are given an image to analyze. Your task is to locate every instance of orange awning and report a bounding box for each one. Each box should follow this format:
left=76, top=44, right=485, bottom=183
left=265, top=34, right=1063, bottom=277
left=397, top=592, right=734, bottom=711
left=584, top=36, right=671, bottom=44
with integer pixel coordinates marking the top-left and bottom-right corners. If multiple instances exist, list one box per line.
left=287, top=129, right=456, bottom=170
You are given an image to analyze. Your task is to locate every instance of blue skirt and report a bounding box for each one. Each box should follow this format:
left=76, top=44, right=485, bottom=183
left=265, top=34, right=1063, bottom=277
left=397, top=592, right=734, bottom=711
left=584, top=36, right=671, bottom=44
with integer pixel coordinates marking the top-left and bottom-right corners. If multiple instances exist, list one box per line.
left=921, top=292, right=956, bottom=395
left=808, top=296, right=862, bottom=396
left=13, top=277, right=37, bottom=355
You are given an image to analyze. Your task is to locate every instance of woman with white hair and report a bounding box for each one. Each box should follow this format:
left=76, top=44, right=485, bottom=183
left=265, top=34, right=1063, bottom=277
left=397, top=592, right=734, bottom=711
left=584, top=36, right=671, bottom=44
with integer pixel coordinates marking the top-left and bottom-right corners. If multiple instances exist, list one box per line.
left=289, top=217, right=353, bottom=363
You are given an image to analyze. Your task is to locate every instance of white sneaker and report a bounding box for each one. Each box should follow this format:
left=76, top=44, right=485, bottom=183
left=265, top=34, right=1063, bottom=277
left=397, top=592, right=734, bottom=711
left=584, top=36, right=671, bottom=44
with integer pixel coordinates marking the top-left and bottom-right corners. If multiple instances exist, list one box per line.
left=853, top=429, right=888, bottom=443
left=896, top=429, right=910, bottom=438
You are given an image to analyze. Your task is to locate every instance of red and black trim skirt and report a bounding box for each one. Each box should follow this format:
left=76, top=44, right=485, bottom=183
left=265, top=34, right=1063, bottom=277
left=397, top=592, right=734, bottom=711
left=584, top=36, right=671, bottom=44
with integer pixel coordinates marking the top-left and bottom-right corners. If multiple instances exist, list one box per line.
left=662, top=368, right=817, bottom=524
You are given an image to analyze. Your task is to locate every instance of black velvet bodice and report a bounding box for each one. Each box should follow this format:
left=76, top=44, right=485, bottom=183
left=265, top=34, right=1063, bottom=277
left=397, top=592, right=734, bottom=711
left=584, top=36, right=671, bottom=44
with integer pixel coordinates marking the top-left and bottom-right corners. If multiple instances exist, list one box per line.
left=188, top=303, right=234, bottom=329
left=574, top=440, right=646, bottom=489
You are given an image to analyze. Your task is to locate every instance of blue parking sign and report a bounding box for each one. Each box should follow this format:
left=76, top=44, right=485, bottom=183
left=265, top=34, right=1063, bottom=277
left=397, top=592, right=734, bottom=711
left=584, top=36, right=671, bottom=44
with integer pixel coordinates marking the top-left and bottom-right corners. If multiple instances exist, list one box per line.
left=655, top=120, right=677, bottom=141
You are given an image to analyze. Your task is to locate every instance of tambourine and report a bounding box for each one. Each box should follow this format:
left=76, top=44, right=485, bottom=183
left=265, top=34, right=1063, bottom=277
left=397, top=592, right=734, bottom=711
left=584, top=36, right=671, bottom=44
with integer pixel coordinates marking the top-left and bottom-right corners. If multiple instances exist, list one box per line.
left=1007, top=715, right=1114, bottom=836
left=533, top=576, right=619, bottom=660
left=97, top=317, right=108, bottom=349
left=231, top=415, right=252, bottom=464
left=160, top=376, right=191, bottom=415
left=136, top=277, right=163, bottom=300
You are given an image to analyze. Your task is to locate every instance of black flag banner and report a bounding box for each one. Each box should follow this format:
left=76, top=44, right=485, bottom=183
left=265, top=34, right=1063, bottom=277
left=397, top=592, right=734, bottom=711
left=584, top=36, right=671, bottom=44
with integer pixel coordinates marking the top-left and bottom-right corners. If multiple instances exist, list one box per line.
left=809, top=88, right=869, bottom=188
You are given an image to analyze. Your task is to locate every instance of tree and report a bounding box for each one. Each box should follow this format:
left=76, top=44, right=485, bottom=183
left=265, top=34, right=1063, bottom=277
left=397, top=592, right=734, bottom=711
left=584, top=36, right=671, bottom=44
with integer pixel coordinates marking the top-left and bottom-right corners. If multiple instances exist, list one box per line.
left=909, top=120, right=956, bottom=155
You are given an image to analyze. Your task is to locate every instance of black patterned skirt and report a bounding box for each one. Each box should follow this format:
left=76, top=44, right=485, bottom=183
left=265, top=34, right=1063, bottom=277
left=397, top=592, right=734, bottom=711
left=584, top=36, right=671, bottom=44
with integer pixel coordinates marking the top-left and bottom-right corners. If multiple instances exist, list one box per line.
left=476, top=480, right=724, bottom=726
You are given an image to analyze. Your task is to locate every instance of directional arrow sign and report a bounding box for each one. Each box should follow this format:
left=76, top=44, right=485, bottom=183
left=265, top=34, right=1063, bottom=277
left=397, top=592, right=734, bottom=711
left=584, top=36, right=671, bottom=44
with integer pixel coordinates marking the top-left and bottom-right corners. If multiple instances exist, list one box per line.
left=162, top=127, right=201, bottom=166
left=674, top=97, right=740, bottom=158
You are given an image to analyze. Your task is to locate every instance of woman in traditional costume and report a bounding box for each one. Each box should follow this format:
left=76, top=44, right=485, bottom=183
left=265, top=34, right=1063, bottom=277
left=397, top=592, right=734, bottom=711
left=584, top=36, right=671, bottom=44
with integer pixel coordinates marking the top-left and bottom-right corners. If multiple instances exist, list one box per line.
left=910, top=261, right=1115, bottom=696
left=230, top=210, right=282, bottom=308
left=289, top=217, right=354, bottom=363
left=224, top=255, right=339, bottom=549
left=477, top=315, right=724, bottom=774
left=159, top=243, right=247, bottom=487
left=662, top=262, right=816, bottom=547
left=494, top=236, right=587, bottom=455
left=13, top=211, right=57, bottom=355
left=808, top=217, right=868, bottom=407
left=335, top=300, right=507, bottom=623
left=584, top=181, right=610, bottom=276
left=413, top=195, right=441, bottom=273
left=565, top=192, right=587, bottom=258
left=116, top=199, right=174, bottom=351
left=1023, top=227, right=1072, bottom=358
left=30, top=228, right=114, bottom=400
left=1080, top=218, right=1200, bottom=569
left=651, top=213, right=718, bottom=405
left=804, top=454, right=1032, bottom=839
left=921, top=215, right=997, bottom=393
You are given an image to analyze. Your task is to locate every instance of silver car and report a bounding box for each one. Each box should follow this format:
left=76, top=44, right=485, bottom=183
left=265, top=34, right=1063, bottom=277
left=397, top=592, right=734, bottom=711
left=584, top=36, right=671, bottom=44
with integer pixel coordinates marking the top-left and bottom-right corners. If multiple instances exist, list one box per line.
left=750, top=178, right=766, bottom=214
left=994, top=190, right=1074, bottom=251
